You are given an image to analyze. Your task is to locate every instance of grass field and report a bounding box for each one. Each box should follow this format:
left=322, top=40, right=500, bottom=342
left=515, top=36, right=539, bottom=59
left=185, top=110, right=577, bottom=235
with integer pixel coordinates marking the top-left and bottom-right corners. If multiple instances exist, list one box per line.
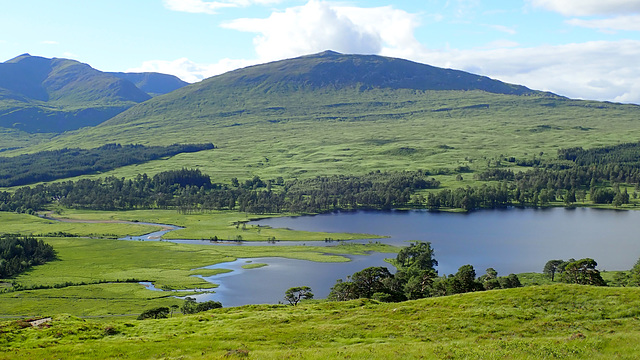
left=0, top=212, right=159, bottom=238
left=2, top=284, right=640, bottom=359
left=0, top=232, right=397, bottom=316
left=7, top=91, right=639, bottom=187
left=45, top=208, right=385, bottom=241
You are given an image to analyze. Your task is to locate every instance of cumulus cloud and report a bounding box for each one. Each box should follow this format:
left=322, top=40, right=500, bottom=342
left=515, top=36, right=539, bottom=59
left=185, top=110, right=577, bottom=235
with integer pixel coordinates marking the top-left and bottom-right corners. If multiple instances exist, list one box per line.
left=529, top=0, right=640, bottom=16
left=223, top=0, right=420, bottom=61
left=140, top=1, right=640, bottom=104
left=163, top=0, right=284, bottom=14
left=414, top=40, right=640, bottom=103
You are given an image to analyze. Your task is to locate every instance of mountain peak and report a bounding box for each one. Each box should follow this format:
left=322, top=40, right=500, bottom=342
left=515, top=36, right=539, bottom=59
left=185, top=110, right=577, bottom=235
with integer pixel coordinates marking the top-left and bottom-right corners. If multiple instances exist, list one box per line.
left=210, top=51, right=541, bottom=96
left=312, top=50, right=342, bottom=57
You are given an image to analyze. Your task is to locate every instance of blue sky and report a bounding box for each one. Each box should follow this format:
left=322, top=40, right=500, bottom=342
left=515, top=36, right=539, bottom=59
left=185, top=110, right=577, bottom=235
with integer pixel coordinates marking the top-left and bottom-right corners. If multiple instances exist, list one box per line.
left=1, top=0, right=640, bottom=103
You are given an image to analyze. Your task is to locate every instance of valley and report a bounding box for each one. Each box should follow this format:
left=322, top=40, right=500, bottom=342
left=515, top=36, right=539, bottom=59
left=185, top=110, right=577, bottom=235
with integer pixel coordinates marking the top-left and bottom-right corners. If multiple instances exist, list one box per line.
left=2, top=51, right=640, bottom=359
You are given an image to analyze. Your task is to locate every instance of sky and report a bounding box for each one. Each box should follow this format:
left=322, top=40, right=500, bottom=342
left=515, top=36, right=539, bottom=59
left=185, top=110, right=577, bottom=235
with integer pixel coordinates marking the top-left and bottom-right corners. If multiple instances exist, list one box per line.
left=1, top=0, right=640, bottom=104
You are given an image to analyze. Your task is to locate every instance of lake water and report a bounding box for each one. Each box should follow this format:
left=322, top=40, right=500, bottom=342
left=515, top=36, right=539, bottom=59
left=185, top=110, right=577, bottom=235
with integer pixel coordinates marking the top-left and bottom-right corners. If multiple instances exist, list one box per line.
left=134, top=207, right=640, bottom=307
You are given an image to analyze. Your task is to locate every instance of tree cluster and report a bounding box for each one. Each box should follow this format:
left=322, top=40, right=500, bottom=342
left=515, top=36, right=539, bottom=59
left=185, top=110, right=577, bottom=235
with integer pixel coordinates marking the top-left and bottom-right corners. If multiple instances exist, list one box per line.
left=0, top=170, right=439, bottom=214
left=543, top=258, right=606, bottom=286
left=0, top=143, right=214, bottom=187
left=181, top=297, right=222, bottom=314
left=328, top=241, right=521, bottom=303
left=0, top=234, right=56, bottom=278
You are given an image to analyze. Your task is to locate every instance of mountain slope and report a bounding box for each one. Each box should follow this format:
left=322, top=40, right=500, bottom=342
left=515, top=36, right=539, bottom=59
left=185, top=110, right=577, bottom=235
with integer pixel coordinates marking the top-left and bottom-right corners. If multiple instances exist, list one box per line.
left=16, top=51, right=640, bottom=183
left=0, top=54, right=153, bottom=133
left=109, top=71, right=188, bottom=96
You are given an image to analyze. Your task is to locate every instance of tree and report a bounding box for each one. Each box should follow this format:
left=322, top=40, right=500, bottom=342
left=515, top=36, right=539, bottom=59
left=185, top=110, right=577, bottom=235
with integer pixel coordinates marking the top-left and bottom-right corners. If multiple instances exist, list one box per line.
left=137, top=307, right=170, bottom=320
left=561, top=258, right=606, bottom=286
left=499, top=274, right=522, bottom=288
left=630, top=257, right=640, bottom=287
left=284, top=286, right=314, bottom=306
left=196, top=300, right=222, bottom=312
left=543, top=260, right=564, bottom=281
left=450, top=265, right=482, bottom=294
left=479, top=268, right=500, bottom=290
left=402, top=269, right=437, bottom=299
left=170, top=304, right=179, bottom=317
left=328, top=279, right=358, bottom=301
left=181, top=297, right=198, bottom=314
left=396, top=241, right=438, bottom=271
left=351, top=267, right=394, bottom=298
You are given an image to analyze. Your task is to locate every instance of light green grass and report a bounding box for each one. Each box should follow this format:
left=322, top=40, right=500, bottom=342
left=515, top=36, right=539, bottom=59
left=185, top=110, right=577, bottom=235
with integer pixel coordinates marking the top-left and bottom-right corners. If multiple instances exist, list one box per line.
left=0, top=212, right=159, bottom=238
left=0, top=235, right=397, bottom=316
left=48, top=208, right=385, bottom=241
left=2, top=284, right=640, bottom=359
left=241, top=262, right=268, bottom=269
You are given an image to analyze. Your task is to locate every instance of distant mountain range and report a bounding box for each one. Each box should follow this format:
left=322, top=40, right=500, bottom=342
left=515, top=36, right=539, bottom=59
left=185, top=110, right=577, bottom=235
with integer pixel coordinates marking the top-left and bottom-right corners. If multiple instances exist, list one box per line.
left=0, top=54, right=187, bottom=133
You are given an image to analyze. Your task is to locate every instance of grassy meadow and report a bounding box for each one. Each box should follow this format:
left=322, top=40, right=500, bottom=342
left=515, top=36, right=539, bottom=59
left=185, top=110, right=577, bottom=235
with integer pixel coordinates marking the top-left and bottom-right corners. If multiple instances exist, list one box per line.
left=0, top=212, right=159, bottom=238
left=44, top=208, right=384, bottom=241
left=2, top=284, right=640, bottom=359
left=0, top=229, right=396, bottom=316
left=8, top=91, right=640, bottom=186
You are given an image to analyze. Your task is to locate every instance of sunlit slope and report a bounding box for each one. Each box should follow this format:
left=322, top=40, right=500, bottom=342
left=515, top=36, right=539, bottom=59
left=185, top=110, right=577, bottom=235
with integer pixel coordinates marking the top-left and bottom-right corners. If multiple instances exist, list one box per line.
left=24, top=51, right=640, bottom=181
left=3, top=284, right=640, bottom=359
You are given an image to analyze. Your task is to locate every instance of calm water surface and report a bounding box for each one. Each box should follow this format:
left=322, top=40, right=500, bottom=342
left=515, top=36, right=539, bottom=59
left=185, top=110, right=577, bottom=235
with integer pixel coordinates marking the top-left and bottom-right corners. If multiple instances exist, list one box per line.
left=133, top=208, right=640, bottom=307
left=253, top=207, right=640, bottom=274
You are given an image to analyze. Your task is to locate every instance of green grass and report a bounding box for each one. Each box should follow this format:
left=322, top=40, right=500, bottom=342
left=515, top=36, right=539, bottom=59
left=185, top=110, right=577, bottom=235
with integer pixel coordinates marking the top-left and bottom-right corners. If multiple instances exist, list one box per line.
left=2, top=284, right=640, bottom=359
left=48, top=208, right=384, bottom=241
left=0, top=234, right=397, bottom=316
left=10, top=89, right=637, bottom=188
left=0, top=212, right=159, bottom=238
left=241, top=261, right=268, bottom=269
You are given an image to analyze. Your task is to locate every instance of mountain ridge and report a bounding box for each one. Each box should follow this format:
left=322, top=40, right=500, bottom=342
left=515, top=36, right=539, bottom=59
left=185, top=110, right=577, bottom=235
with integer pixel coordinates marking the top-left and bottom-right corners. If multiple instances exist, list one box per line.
left=0, top=54, right=188, bottom=133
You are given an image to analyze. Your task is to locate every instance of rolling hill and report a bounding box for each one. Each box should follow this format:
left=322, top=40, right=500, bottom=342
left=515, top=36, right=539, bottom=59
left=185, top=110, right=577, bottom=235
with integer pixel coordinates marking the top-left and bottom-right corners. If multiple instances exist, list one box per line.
left=23, top=50, right=639, bottom=184
left=0, top=54, right=188, bottom=136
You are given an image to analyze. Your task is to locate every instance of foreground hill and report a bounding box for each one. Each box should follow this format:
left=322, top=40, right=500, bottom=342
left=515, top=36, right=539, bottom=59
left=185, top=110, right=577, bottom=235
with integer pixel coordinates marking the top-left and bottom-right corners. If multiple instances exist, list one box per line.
left=0, top=54, right=188, bottom=137
left=25, top=51, right=640, bottom=184
left=2, top=284, right=639, bottom=359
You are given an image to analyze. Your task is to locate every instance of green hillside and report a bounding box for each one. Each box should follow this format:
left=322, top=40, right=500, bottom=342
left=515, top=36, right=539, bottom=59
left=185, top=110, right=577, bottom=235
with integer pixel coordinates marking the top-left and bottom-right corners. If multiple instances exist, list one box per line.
left=2, top=284, right=640, bottom=359
left=0, top=54, right=152, bottom=134
left=23, top=51, right=640, bottom=184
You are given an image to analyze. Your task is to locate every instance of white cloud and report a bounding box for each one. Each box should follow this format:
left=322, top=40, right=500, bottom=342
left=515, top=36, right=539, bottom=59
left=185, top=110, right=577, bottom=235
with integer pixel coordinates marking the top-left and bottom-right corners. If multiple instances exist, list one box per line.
left=487, top=24, right=517, bottom=35
left=222, top=0, right=420, bottom=61
left=567, top=14, right=640, bottom=32
left=412, top=40, right=640, bottom=103
left=481, top=39, right=520, bottom=49
left=127, top=57, right=259, bottom=83
left=163, top=0, right=284, bottom=14
left=142, top=1, right=640, bottom=104
left=529, top=0, right=640, bottom=16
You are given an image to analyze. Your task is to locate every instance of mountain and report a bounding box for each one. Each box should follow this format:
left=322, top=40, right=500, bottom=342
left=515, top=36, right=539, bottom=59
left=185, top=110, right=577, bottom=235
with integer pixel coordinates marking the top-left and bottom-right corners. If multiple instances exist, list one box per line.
left=12, top=51, right=640, bottom=182
left=0, top=54, right=187, bottom=134
left=108, top=72, right=188, bottom=97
